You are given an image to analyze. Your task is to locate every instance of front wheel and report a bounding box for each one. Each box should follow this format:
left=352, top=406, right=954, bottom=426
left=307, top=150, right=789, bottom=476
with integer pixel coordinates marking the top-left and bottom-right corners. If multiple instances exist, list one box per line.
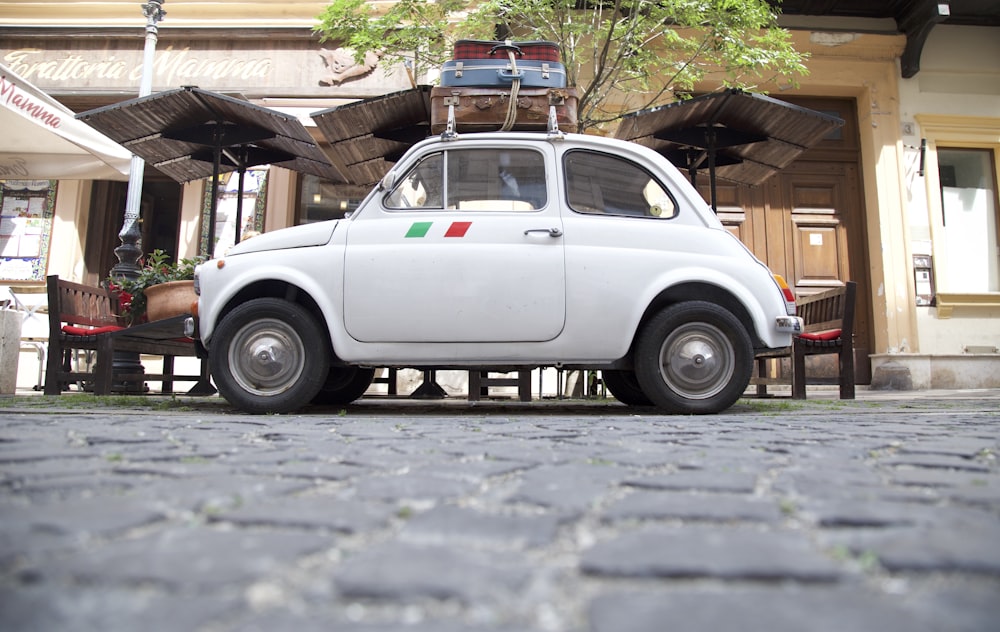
left=209, top=298, right=330, bottom=414
left=634, top=301, right=752, bottom=414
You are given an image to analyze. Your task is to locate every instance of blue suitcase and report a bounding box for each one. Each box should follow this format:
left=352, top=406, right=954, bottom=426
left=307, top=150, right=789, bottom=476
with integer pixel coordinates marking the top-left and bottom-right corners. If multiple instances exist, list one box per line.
left=440, top=59, right=568, bottom=88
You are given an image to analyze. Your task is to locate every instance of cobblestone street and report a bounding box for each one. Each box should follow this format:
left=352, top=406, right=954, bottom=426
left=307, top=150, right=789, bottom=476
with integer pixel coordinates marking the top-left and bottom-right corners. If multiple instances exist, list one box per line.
left=1, top=392, right=998, bottom=631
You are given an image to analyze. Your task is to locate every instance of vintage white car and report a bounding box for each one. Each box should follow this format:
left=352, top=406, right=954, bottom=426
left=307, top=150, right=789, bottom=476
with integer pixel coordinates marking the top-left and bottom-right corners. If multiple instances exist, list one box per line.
left=192, top=130, right=802, bottom=414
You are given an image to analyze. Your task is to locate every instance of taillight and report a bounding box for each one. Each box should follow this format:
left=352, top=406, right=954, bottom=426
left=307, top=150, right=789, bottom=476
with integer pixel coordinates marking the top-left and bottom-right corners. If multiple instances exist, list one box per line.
left=773, top=274, right=797, bottom=314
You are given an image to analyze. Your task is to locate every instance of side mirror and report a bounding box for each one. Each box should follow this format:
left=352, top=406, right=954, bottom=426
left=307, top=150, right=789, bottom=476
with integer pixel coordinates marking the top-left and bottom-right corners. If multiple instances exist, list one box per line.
left=379, top=171, right=396, bottom=191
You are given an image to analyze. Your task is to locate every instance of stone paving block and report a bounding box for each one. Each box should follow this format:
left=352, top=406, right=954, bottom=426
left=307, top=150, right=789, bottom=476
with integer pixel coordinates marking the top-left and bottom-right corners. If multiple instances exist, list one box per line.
left=581, top=526, right=843, bottom=581
left=482, top=441, right=596, bottom=465
left=899, top=577, right=1000, bottom=632
left=4, top=495, right=166, bottom=539
left=772, top=464, right=884, bottom=498
left=401, top=505, right=561, bottom=548
left=897, top=439, right=997, bottom=458
left=624, top=470, right=759, bottom=493
left=410, top=459, right=530, bottom=484
left=214, top=496, right=397, bottom=533
left=238, top=460, right=361, bottom=481
left=889, top=468, right=998, bottom=489
left=588, top=587, right=935, bottom=632
left=333, top=542, right=530, bottom=603
left=31, top=526, right=332, bottom=588
left=233, top=613, right=535, bottom=632
left=0, top=584, right=238, bottom=632
left=0, top=445, right=94, bottom=463
left=798, top=498, right=941, bottom=527
left=879, top=454, right=992, bottom=472
left=597, top=447, right=707, bottom=469
left=826, top=523, right=1000, bottom=575
left=602, top=491, right=784, bottom=524
left=508, top=463, right=625, bottom=513
left=137, top=475, right=314, bottom=514
left=353, top=472, right=480, bottom=503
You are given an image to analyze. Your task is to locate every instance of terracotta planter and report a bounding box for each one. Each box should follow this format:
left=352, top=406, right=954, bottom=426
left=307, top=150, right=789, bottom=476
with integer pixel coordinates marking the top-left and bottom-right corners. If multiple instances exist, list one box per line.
left=144, top=280, right=197, bottom=322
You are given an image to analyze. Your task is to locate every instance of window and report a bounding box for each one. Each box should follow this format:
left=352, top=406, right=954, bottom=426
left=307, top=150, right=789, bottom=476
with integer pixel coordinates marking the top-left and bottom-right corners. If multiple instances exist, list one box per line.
left=384, top=148, right=546, bottom=211
left=915, top=113, right=1000, bottom=316
left=384, top=152, right=444, bottom=209
left=564, top=150, right=677, bottom=219
left=937, top=148, right=999, bottom=293
left=298, top=174, right=364, bottom=224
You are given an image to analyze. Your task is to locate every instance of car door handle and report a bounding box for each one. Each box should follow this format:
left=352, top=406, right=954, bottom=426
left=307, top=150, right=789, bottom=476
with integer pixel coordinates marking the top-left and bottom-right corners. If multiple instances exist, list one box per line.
left=524, top=227, right=563, bottom=237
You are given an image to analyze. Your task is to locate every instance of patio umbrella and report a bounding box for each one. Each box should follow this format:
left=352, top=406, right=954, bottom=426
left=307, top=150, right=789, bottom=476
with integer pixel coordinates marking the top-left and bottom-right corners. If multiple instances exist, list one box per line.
left=311, top=86, right=432, bottom=187
left=77, top=86, right=344, bottom=252
left=0, top=63, right=131, bottom=181
left=615, top=89, right=845, bottom=211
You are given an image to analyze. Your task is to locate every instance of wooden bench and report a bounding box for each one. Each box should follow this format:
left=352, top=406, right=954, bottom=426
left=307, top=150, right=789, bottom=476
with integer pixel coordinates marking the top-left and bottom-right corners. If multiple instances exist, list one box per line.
left=43, top=275, right=211, bottom=396
left=753, top=281, right=857, bottom=399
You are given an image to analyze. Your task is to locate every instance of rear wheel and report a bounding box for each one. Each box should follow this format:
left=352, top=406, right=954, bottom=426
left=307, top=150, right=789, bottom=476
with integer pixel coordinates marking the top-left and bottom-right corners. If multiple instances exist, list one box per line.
left=601, top=370, right=653, bottom=406
left=210, top=298, right=330, bottom=414
left=634, top=301, right=752, bottom=414
left=311, top=366, right=375, bottom=406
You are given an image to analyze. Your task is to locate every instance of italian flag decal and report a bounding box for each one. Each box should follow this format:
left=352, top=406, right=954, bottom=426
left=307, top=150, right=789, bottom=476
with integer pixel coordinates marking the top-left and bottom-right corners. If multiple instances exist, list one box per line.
left=405, top=221, right=472, bottom=238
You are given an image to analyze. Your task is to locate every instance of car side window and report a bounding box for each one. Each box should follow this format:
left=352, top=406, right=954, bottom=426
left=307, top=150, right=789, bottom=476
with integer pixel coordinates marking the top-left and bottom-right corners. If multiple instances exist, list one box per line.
left=384, top=148, right=547, bottom=212
left=384, top=152, right=444, bottom=209
left=564, top=150, right=677, bottom=219
left=446, top=148, right=547, bottom=211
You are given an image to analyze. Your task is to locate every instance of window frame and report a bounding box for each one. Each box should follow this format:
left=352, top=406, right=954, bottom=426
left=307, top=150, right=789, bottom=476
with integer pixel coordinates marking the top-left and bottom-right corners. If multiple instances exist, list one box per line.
left=916, top=114, right=1000, bottom=317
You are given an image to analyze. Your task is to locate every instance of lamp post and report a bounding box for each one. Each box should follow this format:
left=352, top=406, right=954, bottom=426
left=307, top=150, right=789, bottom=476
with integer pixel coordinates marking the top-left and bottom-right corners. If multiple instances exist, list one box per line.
left=108, top=1, right=165, bottom=392
left=110, top=0, right=165, bottom=279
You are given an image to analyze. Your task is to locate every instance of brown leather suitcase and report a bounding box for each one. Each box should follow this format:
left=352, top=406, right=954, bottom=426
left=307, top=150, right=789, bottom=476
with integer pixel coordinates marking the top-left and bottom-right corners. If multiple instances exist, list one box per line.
left=430, top=86, right=578, bottom=134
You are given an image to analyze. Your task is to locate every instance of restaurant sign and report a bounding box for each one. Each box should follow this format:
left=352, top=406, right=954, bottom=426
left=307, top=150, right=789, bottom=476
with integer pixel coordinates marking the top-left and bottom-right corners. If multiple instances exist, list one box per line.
left=1, top=38, right=411, bottom=97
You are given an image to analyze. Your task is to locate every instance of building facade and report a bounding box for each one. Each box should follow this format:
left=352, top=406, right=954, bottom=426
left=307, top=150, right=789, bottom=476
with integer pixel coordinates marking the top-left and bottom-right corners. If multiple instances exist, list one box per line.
left=1, top=0, right=997, bottom=390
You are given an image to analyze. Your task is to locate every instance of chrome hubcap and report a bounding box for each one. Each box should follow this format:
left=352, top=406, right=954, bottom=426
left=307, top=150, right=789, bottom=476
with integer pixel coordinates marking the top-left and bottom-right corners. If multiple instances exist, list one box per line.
left=229, top=318, right=305, bottom=396
left=658, top=322, right=734, bottom=400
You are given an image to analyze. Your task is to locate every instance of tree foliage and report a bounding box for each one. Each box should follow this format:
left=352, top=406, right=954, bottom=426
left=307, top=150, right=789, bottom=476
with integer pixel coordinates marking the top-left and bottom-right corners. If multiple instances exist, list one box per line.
left=316, top=0, right=807, bottom=132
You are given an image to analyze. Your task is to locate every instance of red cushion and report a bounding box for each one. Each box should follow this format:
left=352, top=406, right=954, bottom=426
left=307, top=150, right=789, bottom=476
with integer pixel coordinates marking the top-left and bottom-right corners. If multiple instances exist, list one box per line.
left=62, top=325, right=126, bottom=336
left=799, top=328, right=841, bottom=341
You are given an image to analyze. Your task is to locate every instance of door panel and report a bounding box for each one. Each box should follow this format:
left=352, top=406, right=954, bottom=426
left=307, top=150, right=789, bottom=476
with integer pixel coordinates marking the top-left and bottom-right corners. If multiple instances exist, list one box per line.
left=711, top=97, right=871, bottom=383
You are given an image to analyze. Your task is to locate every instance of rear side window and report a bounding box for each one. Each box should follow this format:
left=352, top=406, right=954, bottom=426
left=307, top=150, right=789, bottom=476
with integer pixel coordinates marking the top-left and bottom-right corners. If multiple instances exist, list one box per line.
left=564, top=150, right=677, bottom=219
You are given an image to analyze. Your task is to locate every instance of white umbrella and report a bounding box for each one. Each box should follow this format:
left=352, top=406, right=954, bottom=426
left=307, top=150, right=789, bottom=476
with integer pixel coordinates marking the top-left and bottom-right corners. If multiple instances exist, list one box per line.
left=0, top=63, right=131, bottom=181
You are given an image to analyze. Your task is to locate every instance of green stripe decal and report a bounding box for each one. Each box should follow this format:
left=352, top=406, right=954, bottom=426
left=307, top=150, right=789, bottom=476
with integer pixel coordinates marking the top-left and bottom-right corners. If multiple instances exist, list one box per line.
left=405, top=221, right=433, bottom=238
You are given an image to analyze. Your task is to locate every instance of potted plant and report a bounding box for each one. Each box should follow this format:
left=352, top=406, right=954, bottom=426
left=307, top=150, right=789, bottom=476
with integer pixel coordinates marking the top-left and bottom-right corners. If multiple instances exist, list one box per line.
left=108, top=249, right=206, bottom=325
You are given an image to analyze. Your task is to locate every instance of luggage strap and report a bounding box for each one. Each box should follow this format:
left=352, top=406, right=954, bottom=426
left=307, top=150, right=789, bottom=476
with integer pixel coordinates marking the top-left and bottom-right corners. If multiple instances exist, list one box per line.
left=500, top=41, right=521, bottom=131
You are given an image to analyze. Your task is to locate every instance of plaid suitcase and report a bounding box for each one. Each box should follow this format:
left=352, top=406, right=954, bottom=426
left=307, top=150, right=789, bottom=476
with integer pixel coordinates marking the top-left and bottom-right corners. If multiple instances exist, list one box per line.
left=430, top=86, right=578, bottom=134
left=440, top=59, right=568, bottom=88
left=452, top=40, right=561, bottom=63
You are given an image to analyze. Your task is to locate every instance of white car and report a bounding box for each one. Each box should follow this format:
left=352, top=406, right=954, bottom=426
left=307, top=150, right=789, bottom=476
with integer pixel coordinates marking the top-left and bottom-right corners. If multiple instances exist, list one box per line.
left=192, top=130, right=802, bottom=414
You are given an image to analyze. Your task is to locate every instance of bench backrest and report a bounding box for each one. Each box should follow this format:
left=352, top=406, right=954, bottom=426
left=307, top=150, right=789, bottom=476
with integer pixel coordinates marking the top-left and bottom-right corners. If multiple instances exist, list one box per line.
left=797, top=281, right=857, bottom=336
left=46, top=275, right=122, bottom=338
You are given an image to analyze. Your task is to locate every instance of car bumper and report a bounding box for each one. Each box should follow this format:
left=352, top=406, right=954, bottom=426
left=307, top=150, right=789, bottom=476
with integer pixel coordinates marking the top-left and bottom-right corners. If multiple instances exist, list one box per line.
left=775, top=316, right=804, bottom=334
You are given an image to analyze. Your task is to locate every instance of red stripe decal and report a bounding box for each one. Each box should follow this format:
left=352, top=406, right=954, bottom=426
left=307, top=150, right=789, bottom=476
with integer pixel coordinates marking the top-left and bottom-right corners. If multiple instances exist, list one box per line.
left=444, top=221, right=472, bottom=238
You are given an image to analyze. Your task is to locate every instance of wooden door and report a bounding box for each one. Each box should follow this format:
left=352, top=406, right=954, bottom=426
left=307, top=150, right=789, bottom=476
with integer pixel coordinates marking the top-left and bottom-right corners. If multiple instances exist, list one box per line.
left=705, top=97, right=871, bottom=383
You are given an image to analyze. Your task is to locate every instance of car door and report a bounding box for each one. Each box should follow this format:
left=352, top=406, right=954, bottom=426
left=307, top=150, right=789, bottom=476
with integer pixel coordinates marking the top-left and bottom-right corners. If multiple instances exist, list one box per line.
left=342, top=144, right=566, bottom=343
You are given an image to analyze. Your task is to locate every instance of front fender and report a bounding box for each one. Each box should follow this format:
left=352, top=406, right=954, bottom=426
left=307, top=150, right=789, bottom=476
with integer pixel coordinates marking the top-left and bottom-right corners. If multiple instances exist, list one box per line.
left=196, top=250, right=342, bottom=346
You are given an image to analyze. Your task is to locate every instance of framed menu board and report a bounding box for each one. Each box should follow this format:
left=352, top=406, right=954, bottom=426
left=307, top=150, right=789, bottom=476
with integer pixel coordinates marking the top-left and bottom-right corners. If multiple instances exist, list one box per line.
left=0, top=180, right=56, bottom=282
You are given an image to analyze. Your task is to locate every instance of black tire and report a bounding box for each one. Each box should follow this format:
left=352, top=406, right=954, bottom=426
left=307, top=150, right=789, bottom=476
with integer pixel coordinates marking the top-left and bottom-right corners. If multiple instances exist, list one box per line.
left=311, top=366, right=376, bottom=406
left=634, top=301, right=752, bottom=414
left=602, top=370, right=653, bottom=406
left=209, top=298, right=330, bottom=414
